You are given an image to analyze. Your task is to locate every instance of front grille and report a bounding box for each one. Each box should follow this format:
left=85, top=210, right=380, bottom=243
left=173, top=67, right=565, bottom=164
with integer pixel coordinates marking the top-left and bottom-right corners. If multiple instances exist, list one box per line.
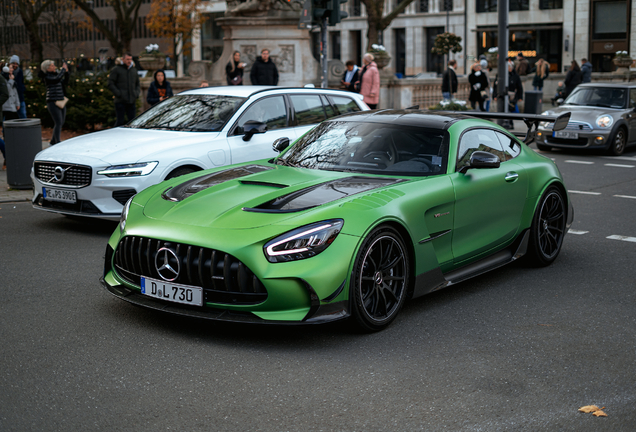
left=113, top=236, right=268, bottom=305
left=112, top=189, right=137, bottom=205
left=34, top=162, right=92, bottom=187
left=545, top=137, right=590, bottom=146
left=545, top=121, right=593, bottom=132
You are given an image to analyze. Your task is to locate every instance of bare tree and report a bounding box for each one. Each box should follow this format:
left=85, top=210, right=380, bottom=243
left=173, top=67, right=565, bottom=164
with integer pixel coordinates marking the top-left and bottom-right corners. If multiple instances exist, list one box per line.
left=361, top=0, right=415, bottom=49
left=16, top=0, right=56, bottom=63
left=0, top=0, right=20, bottom=57
left=42, top=0, right=82, bottom=58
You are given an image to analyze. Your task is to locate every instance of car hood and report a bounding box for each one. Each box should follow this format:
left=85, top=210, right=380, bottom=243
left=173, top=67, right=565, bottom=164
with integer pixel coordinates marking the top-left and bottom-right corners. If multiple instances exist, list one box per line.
left=34, top=128, right=221, bottom=166
left=544, top=105, right=625, bottom=126
left=141, top=164, right=404, bottom=229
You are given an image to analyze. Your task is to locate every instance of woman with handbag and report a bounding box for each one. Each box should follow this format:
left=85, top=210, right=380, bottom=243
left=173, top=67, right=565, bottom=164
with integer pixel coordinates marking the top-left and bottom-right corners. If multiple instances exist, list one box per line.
left=226, top=51, right=245, bottom=86
left=468, top=62, right=489, bottom=111
left=40, top=60, right=69, bottom=145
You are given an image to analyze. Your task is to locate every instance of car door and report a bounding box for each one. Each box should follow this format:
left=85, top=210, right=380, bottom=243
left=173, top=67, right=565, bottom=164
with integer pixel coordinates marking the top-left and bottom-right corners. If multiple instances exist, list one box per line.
left=289, top=94, right=328, bottom=138
left=450, top=128, right=528, bottom=264
left=628, top=89, right=636, bottom=142
left=226, top=95, right=297, bottom=164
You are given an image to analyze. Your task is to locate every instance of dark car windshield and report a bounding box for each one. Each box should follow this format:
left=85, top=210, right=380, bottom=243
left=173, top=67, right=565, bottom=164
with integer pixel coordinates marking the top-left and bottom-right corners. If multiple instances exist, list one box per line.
left=565, top=87, right=627, bottom=109
left=278, top=121, right=447, bottom=176
left=126, top=95, right=245, bottom=131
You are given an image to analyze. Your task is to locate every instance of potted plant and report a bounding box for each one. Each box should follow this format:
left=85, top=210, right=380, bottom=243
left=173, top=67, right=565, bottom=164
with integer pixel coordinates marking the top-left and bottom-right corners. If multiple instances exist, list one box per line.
left=431, top=32, right=463, bottom=58
left=612, top=51, right=633, bottom=72
left=486, top=47, right=498, bottom=69
left=138, top=44, right=166, bottom=73
left=369, top=44, right=391, bottom=70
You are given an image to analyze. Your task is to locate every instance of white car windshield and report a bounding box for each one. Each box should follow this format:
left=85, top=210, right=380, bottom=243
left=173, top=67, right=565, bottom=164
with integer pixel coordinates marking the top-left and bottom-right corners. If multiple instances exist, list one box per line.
left=127, top=95, right=245, bottom=131
left=565, top=87, right=627, bottom=109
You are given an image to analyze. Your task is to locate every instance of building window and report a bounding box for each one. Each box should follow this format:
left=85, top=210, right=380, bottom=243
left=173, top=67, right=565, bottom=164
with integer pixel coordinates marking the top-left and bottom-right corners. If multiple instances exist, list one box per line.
left=330, top=31, right=341, bottom=60
left=539, top=0, right=562, bottom=9
left=350, top=0, right=361, bottom=17
left=201, top=12, right=224, bottom=63
left=442, top=0, right=453, bottom=12
left=394, top=28, right=406, bottom=77
left=418, top=0, right=428, bottom=13
left=477, top=0, right=529, bottom=13
left=593, top=1, right=628, bottom=40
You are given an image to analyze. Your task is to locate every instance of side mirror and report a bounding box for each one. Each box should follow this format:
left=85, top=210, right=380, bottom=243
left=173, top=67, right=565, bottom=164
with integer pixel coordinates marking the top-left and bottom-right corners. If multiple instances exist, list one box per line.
left=553, top=112, right=571, bottom=131
left=272, top=137, right=290, bottom=153
left=459, top=151, right=500, bottom=174
left=242, top=121, right=267, bottom=142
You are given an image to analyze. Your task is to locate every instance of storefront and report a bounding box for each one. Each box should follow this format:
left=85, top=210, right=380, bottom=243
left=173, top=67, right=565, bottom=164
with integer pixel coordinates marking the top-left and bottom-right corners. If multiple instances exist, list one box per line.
left=589, top=0, right=632, bottom=72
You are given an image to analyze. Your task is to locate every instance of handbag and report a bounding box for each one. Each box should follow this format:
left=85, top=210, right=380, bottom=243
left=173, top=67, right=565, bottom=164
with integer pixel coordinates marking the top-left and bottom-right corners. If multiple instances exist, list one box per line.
left=480, top=90, right=489, bottom=100
left=55, top=97, right=69, bottom=109
left=231, top=75, right=242, bottom=85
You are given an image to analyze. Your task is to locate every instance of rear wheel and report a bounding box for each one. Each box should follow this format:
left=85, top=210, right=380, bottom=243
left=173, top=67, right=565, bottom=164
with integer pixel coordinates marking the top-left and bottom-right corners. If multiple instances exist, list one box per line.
left=527, top=187, right=567, bottom=266
left=607, top=127, right=627, bottom=156
left=350, top=226, right=410, bottom=332
left=166, top=166, right=196, bottom=180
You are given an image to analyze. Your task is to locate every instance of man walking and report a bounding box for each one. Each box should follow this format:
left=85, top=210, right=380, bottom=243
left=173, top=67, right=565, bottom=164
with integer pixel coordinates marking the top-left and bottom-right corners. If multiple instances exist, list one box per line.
left=250, top=49, right=279, bottom=86
left=108, top=53, right=140, bottom=126
left=441, top=60, right=458, bottom=100
left=9, top=56, right=26, bottom=119
left=581, top=58, right=592, bottom=83
left=516, top=52, right=529, bottom=76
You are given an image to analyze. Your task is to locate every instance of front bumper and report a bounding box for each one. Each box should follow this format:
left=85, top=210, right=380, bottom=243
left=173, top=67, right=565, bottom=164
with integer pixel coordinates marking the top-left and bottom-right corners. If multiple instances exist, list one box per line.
left=536, top=128, right=611, bottom=150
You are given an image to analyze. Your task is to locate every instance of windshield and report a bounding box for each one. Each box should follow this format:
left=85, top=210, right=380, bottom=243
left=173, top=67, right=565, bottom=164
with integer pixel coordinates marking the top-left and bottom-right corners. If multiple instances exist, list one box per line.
left=279, top=121, right=447, bottom=176
left=565, top=87, right=627, bottom=109
left=127, top=95, right=245, bottom=131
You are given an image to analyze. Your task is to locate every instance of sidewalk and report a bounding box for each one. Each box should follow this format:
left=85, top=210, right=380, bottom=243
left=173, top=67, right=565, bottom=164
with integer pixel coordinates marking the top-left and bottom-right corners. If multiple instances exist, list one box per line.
left=0, top=141, right=50, bottom=204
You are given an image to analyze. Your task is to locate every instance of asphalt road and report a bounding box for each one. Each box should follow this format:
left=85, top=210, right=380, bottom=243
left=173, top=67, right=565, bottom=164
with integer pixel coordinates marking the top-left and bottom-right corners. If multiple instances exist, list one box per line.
left=1, top=146, right=635, bottom=431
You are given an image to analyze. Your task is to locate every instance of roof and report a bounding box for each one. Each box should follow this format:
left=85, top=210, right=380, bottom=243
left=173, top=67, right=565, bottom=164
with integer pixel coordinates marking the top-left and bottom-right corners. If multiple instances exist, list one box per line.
left=578, top=82, right=636, bottom=89
left=330, top=109, right=471, bottom=129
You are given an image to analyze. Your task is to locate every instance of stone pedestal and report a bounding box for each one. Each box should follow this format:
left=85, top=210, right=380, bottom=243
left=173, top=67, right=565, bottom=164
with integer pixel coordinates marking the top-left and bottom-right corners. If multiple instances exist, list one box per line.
left=189, top=16, right=320, bottom=87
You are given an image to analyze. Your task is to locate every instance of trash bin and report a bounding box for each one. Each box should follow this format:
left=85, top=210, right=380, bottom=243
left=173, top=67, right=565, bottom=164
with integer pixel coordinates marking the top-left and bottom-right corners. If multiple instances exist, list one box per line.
left=4, top=118, right=42, bottom=190
left=524, top=90, right=543, bottom=114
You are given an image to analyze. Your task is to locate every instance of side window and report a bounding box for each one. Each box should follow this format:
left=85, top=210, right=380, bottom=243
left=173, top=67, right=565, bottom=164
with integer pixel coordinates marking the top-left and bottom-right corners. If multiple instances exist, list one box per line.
left=290, top=94, right=326, bottom=126
left=494, top=131, right=521, bottom=160
left=235, top=96, right=287, bottom=134
left=321, top=95, right=336, bottom=119
left=329, top=96, right=362, bottom=115
left=457, top=129, right=506, bottom=171
left=630, top=89, right=636, bottom=109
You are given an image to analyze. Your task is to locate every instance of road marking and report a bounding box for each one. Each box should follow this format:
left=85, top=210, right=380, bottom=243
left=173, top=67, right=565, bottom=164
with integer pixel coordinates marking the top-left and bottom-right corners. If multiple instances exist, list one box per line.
left=568, top=190, right=601, bottom=195
left=607, top=235, right=636, bottom=243
left=614, top=195, right=636, bottom=199
left=568, top=229, right=589, bottom=235
left=565, top=160, right=595, bottom=165
left=602, top=156, right=636, bottom=162
left=604, top=163, right=635, bottom=168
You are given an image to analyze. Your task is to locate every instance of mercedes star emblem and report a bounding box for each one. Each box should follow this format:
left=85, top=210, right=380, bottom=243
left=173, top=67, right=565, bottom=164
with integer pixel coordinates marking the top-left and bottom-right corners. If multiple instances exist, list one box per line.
left=155, top=247, right=180, bottom=281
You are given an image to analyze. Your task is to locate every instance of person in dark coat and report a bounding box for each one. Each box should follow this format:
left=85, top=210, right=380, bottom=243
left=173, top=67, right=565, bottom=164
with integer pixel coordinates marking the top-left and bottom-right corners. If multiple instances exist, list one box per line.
left=515, top=52, right=529, bottom=76
left=0, top=72, right=8, bottom=169
left=531, top=58, right=549, bottom=91
left=493, top=62, right=524, bottom=113
left=580, top=58, right=592, bottom=83
left=564, top=60, right=583, bottom=97
left=341, top=60, right=360, bottom=92
left=226, top=51, right=245, bottom=85
left=146, top=69, right=173, bottom=106
left=441, top=60, right=458, bottom=100
left=108, top=53, right=141, bottom=126
left=468, top=62, right=489, bottom=111
left=40, top=60, right=69, bottom=145
left=250, top=49, right=279, bottom=86
left=9, top=55, right=26, bottom=118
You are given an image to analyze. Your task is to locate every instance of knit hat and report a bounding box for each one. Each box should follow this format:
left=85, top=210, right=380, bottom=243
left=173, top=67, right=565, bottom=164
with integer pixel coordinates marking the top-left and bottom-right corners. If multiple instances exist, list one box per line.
left=9, top=55, right=19, bottom=64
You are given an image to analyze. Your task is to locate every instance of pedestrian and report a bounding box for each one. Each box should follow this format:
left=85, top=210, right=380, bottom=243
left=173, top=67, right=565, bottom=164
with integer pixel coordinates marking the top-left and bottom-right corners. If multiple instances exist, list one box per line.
left=564, top=60, right=582, bottom=97
left=341, top=60, right=360, bottom=92
left=1, top=66, right=20, bottom=121
left=8, top=55, right=26, bottom=119
left=40, top=60, right=69, bottom=145
left=531, top=58, right=549, bottom=91
left=357, top=53, right=380, bottom=109
left=551, top=81, right=565, bottom=105
left=226, top=51, right=246, bottom=85
left=0, top=72, right=8, bottom=169
left=108, top=53, right=141, bottom=126
left=493, top=61, right=523, bottom=113
left=516, top=52, right=529, bottom=76
left=441, top=59, right=458, bottom=100
left=250, top=49, right=279, bottom=86
left=468, top=62, right=489, bottom=111
left=146, top=69, right=173, bottom=107
left=581, top=58, right=592, bottom=83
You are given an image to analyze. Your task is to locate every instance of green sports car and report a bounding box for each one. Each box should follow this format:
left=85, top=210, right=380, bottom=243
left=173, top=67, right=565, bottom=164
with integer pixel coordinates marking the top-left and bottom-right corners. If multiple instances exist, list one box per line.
left=102, top=110, right=573, bottom=331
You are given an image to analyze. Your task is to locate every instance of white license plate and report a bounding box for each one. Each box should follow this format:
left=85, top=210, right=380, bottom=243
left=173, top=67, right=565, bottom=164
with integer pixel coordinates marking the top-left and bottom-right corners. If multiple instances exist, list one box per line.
left=553, top=131, right=579, bottom=139
left=42, top=187, right=77, bottom=203
left=141, top=276, right=203, bottom=306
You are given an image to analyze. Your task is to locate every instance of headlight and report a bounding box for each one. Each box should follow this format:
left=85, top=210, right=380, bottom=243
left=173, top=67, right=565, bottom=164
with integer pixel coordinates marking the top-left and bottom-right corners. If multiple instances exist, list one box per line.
left=120, top=196, right=134, bottom=232
left=264, top=219, right=344, bottom=263
left=596, top=115, right=613, bottom=128
left=98, top=162, right=158, bottom=177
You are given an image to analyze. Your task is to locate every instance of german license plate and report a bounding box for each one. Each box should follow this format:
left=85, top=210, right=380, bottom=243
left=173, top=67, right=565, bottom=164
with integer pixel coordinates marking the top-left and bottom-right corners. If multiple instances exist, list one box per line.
left=141, top=276, right=203, bottom=306
left=553, top=131, right=578, bottom=139
left=42, top=187, right=77, bottom=203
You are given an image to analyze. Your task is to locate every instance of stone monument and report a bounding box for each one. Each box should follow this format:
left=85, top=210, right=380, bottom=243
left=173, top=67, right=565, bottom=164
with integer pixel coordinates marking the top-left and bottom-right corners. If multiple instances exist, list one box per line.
left=188, top=0, right=321, bottom=87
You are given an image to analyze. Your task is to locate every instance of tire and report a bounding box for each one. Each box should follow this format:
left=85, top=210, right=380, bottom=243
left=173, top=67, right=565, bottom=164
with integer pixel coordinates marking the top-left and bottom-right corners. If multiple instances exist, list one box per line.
left=350, top=226, right=410, bottom=332
left=527, top=187, right=567, bottom=267
left=165, top=166, right=196, bottom=180
left=536, top=143, right=551, bottom=152
left=607, top=127, right=627, bottom=156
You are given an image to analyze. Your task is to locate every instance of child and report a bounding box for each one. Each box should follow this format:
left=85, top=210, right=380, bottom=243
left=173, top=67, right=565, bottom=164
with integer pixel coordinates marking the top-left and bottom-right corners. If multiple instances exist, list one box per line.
left=552, top=81, right=565, bottom=105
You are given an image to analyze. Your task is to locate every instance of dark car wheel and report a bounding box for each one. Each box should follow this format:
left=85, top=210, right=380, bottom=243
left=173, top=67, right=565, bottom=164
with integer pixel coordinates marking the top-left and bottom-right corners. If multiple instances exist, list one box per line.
left=536, top=143, right=551, bottom=152
left=350, top=226, right=410, bottom=331
left=527, top=187, right=567, bottom=267
left=166, top=166, right=196, bottom=180
left=607, top=127, right=627, bottom=156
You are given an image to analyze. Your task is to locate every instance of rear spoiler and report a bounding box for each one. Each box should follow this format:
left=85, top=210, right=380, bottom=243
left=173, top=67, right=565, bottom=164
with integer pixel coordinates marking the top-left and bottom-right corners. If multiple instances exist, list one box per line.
left=456, top=112, right=571, bottom=144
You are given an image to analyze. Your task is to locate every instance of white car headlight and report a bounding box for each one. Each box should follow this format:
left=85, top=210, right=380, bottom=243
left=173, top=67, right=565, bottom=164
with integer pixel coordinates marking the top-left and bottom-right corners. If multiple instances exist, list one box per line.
left=98, top=162, right=159, bottom=177
left=264, top=220, right=344, bottom=263
left=596, top=115, right=613, bottom=128
left=120, top=196, right=134, bottom=231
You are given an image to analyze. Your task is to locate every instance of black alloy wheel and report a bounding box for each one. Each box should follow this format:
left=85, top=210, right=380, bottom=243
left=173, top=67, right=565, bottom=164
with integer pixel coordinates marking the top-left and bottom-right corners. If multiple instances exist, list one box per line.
left=527, top=187, right=567, bottom=266
left=350, top=226, right=410, bottom=331
left=608, top=127, right=626, bottom=156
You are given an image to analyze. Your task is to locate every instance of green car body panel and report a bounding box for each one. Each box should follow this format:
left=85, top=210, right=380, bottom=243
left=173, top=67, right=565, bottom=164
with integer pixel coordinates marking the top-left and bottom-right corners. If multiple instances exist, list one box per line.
left=102, top=111, right=572, bottom=327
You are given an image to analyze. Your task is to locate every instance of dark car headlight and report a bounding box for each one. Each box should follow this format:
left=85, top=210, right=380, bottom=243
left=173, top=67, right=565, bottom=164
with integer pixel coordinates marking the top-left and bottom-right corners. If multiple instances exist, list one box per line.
left=264, top=219, right=344, bottom=263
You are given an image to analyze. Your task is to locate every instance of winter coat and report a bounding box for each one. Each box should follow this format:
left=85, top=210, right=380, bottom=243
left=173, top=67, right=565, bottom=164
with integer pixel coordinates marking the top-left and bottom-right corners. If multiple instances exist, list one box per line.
left=42, top=69, right=69, bottom=102
left=108, top=63, right=141, bottom=104
left=441, top=67, right=458, bottom=94
left=146, top=70, right=174, bottom=106
left=564, top=68, right=582, bottom=97
left=342, top=67, right=360, bottom=92
left=516, top=57, right=529, bottom=76
left=358, top=62, right=380, bottom=105
left=12, top=67, right=25, bottom=102
left=0, top=74, right=8, bottom=108
left=226, top=60, right=244, bottom=85
left=531, top=63, right=549, bottom=89
left=250, top=57, right=279, bottom=86
left=493, top=71, right=523, bottom=110
left=581, top=62, right=592, bottom=83
left=468, top=70, right=489, bottom=103
left=2, top=75, right=20, bottom=112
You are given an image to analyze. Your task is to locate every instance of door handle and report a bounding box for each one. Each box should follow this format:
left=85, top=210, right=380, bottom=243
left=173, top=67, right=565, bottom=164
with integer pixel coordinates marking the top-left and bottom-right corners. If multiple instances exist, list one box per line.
left=505, top=172, right=519, bottom=182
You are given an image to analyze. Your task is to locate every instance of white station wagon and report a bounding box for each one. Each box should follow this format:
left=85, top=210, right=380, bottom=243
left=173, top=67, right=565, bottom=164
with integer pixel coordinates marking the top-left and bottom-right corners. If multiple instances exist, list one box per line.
left=31, top=86, right=368, bottom=218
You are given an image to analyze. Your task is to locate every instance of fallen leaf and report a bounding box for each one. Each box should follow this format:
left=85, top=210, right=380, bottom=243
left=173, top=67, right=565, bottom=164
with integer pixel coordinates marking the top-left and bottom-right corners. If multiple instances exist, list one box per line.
left=593, top=410, right=607, bottom=417
left=579, top=405, right=600, bottom=413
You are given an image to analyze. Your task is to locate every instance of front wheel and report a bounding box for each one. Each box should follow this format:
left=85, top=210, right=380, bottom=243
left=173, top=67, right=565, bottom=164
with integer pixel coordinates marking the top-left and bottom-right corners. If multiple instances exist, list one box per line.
left=350, top=226, right=410, bottom=332
left=527, top=187, right=567, bottom=267
left=607, top=127, right=627, bottom=156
